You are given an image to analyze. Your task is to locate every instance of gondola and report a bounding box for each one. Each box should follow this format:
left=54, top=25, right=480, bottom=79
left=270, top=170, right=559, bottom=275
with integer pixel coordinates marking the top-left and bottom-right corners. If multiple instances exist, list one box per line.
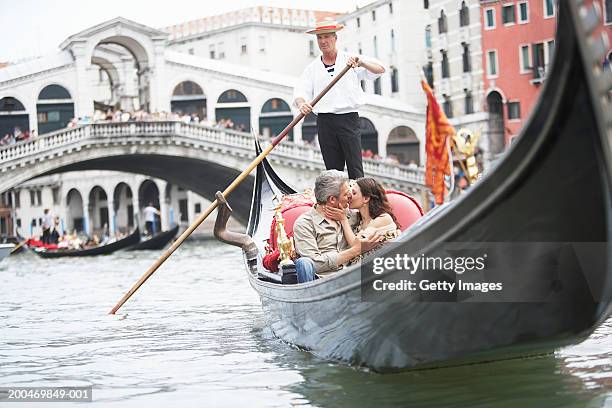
left=34, top=228, right=140, bottom=258
left=128, top=225, right=179, bottom=250
left=219, top=1, right=612, bottom=372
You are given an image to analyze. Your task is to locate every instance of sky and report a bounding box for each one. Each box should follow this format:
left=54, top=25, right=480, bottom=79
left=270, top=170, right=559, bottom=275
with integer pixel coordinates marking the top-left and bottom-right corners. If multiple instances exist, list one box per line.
left=1, top=0, right=374, bottom=62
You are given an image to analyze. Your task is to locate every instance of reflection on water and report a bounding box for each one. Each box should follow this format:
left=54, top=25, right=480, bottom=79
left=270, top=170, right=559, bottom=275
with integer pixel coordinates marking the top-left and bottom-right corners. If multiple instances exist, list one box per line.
left=0, top=241, right=610, bottom=407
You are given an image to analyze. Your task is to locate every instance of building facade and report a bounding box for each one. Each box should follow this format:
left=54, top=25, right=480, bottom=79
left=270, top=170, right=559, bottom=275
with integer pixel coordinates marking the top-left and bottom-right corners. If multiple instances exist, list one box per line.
left=481, top=0, right=611, bottom=146
left=338, top=0, right=430, bottom=111
left=164, top=7, right=340, bottom=77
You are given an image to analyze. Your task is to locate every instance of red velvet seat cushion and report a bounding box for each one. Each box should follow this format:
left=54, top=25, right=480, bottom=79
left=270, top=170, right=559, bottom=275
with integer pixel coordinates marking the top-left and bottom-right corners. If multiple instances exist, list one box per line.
left=385, top=190, right=424, bottom=231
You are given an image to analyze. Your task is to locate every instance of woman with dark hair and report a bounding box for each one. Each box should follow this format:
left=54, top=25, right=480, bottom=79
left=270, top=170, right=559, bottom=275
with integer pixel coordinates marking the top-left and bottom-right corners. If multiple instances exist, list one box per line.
left=323, top=177, right=400, bottom=254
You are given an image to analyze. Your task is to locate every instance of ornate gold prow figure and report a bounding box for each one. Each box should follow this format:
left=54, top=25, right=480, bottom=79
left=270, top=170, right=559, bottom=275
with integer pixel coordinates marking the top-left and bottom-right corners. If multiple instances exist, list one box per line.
left=453, top=128, right=481, bottom=185
left=272, top=195, right=298, bottom=284
left=274, top=205, right=296, bottom=267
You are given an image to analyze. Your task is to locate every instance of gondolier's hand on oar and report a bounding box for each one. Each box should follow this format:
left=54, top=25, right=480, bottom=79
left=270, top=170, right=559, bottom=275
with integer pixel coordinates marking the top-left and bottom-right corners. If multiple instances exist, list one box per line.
left=295, top=98, right=313, bottom=116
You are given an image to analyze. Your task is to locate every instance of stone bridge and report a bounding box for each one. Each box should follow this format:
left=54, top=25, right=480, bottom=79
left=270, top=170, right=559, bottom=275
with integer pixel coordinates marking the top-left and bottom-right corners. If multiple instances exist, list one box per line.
left=0, top=121, right=427, bottom=223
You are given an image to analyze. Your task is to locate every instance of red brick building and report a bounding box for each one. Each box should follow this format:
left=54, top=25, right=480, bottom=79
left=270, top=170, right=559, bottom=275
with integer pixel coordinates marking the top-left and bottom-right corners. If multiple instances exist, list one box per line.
left=480, top=0, right=611, bottom=146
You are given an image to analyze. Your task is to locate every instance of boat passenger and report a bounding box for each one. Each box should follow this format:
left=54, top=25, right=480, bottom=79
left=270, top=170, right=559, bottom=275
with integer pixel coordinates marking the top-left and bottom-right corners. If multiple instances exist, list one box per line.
left=323, top=177, right=400, bottom=262
left=293, top=170, right=383, bottom=283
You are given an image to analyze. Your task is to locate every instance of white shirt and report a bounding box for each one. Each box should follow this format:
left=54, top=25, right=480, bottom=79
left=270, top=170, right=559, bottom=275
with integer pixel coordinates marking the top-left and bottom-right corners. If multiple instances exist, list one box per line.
left=143, top=206, right=158, bottom=222
left=293, top=51, right=384, bottom=115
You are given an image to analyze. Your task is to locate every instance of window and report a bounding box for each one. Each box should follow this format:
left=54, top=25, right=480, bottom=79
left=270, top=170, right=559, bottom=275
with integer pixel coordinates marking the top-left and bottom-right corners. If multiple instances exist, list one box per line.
left=485, top=8, right=495, bottom=29
left=217, top=42, right=225, bottom=59
left=389, top=2, right=393, bottom=14
left=520, top=45, right=531, bottom=73
left=372, top=10, right=376, bottom=21
left=606, top=0, right=612, bottom=24
left=502, top=4, right=516, bottom=25
left=209, top=44, right=215, bottom=59
left=259, top=36, right=266, bottom=52
left=544, top=0, right=555, bottom=18
left=309, top=40, right=315, bottom=56
left=459, top=1, right=470, bottom=27
left=391, top=29, right=396, bottom=53
left=441, top=51, right=450, bottom=78
left=487, top=50, right=498, bottom=77
left=194, top=203, right=201, bottom=213
left=508, top=101, right=521, bottom=120
left=443, top=96, right=453, bottom=118
left=462, top=43, right=472, bottom=72
left=391, top=67, right=399, bottom=93
left=14, top=191, right=20, bottom=208
left=465, top=91, right=474, bottom=114
left=425, top=25, right=431, bottom=48
left=37, top=112, right=48, bottom=123
left=438, top=10, right=448, bottom=33
left=36, top=190, right=42, bottom=206
left=357, top=17, right=361, bottom=28
left=52, top=187, right=59, bottom=205
left=30, top=190, right=35, bottom=206
left=373, top=35, right=378, bottom=57
left=374, top=78, right=382, bottom=95
left=532, top=42, right=546, bottom=79
left=424, top=0, right=429, bottom=9
left=240, top=37, right=247, bottom=54
left=48, top=111, right=60, bottom=122
left=548, top=40, right=555, bottom=66
left=518, top=2, right=529, bottom=23
left=425, top=62, right=434, bottom=88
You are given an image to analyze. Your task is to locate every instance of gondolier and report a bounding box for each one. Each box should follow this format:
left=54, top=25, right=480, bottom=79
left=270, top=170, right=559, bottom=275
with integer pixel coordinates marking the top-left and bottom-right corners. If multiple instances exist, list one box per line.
left=293, top=19, right=385, bottom=179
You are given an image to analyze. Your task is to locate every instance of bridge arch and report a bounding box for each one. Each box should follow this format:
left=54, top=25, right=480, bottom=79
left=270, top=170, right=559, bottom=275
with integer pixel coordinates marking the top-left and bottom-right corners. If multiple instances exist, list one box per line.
left=216, top=89, right=251, bottom=132
left=36, top=84, right=75, bottom=134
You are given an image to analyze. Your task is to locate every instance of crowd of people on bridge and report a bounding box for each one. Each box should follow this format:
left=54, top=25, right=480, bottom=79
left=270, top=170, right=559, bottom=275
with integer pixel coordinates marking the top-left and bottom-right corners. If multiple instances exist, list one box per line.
left=1, top=127, right=36, bottom=147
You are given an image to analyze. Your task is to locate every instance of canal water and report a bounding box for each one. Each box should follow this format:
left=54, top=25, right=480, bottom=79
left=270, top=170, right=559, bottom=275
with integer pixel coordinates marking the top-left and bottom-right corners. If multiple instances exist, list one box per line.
left=1, top=240, right=610, bottom=407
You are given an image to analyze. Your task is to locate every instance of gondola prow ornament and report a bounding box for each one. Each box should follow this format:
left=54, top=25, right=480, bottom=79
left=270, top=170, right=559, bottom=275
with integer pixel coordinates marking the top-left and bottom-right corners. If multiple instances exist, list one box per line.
left=453, top=128, right=481, bottom=185
left=273, top=204, right=298, bottom=284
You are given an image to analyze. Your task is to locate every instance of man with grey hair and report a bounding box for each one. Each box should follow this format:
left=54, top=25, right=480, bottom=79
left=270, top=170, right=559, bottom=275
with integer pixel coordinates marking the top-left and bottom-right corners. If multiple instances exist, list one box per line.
left=292, top=169, right=381, bottom=283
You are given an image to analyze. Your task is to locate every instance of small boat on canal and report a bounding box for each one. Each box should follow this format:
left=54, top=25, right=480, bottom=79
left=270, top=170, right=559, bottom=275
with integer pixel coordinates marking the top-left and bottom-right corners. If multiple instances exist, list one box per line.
left=214, top=1, right=612, bottom=372
left=34, top=228, right=140, bottom=258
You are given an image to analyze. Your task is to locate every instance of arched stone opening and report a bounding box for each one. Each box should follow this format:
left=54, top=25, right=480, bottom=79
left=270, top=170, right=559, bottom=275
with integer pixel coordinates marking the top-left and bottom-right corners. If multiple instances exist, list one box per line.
left=259, top=98, right=292, bottom=140
left=0, top=97, right=29, bottom=139
left=486, top=91, right=505, bottom=154
left=171, top=81, right=206, bottom=120
left=216, top=89, right=250, bottom=132
left=387, top=126, right=419, bottom=165
left=113, top=182, right=134, bottom=234
left=360, top=117, right=379, bottom=154
left=66, top=189, right=84, bottom=233
left=91, top=38, right=151, bottom=112
left=88, top=186, right=109, bottom=236
left=37, top=84, right=75, bottom=134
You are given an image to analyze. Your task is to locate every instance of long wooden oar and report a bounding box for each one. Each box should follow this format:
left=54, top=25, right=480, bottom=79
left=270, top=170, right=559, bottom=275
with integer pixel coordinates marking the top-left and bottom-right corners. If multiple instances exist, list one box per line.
left=109, top=62, right=355, bottom=314
left=10, top=241, right=27, bottom=254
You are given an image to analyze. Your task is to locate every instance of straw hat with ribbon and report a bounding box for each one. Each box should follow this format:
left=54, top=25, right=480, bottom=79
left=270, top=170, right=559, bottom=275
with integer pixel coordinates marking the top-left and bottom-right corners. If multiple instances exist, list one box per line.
left=306, top=19, right=345, bottom=35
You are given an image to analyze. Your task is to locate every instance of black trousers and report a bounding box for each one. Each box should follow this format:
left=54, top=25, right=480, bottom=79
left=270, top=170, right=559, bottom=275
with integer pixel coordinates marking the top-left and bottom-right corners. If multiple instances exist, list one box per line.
left=316, top=112, right=364, bottom=179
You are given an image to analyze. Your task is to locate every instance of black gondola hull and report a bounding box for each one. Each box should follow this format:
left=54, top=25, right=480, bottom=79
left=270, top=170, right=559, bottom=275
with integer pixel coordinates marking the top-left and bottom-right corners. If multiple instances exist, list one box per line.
left=35, top=228, right=140, bottom=258
left=242, top=1, right=611, bottom=372
left=129, top=225, right=179, bottom=251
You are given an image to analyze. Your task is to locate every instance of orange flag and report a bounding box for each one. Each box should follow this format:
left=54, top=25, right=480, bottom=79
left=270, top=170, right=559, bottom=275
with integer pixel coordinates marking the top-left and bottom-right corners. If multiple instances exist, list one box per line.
left=421, top=80, right=455, bottom=205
